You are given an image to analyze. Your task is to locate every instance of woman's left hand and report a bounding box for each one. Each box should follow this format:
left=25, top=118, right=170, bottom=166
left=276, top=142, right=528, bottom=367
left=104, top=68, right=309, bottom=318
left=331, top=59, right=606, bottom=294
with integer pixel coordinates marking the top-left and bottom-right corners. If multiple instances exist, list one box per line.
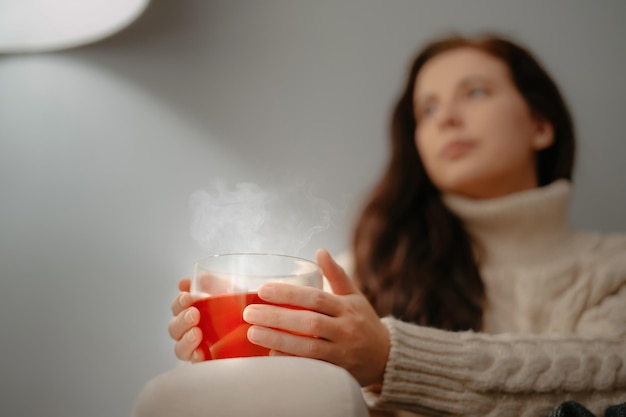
left=242, top=248, right=390, bottom=387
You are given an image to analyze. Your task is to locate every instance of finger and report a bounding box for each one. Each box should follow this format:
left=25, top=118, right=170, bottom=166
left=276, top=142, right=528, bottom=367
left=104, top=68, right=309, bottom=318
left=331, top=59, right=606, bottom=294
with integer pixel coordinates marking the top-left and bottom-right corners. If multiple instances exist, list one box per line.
left=316, top=248, right=358, bottom=296
left=174, top=327, right=203, bottom=361
left=243, top=304, right=337, bottom=340
left=190, top=348, right=206, bottom=363
left=269, top=349, right=295, bottom=357
left=171, top=291, right=193, bottom=316
left=178, top=278, right=191, bottom=292
left=247, top=325, right=333, bottom=360
left=257, top=283, right=342, bottom=317
left=168, top=306, right=200, bottom=341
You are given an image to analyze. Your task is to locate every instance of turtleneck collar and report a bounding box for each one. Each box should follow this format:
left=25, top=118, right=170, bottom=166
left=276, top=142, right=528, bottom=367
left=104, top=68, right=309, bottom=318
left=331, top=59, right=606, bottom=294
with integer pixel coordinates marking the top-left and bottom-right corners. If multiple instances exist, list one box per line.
left=442, top=180, right=574, bottom=266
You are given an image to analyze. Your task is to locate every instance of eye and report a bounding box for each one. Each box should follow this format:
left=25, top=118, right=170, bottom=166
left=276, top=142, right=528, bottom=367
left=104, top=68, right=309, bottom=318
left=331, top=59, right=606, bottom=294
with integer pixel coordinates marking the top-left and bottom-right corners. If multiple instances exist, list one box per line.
left=467, top=86, right=487, bottom=98
left=420, top=103, right=437, bottom=119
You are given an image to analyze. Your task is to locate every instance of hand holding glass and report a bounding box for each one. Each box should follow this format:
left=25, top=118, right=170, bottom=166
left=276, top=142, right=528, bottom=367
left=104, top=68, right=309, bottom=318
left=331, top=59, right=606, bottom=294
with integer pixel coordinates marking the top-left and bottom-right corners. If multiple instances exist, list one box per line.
left=191, top=253, right=322, bottom=360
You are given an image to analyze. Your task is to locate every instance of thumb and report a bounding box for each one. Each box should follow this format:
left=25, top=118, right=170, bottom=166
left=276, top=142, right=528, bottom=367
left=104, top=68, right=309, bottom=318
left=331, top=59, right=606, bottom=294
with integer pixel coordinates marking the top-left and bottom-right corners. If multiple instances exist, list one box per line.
left=178, top=277, right=191, bottom=292
left=316, top=248, right=358, bottom=296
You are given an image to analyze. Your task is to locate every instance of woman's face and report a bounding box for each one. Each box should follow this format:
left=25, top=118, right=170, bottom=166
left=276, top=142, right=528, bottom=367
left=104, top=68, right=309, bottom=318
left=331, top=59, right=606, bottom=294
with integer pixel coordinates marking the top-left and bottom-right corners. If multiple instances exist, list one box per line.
left=414, top=47, right=554, bottom=199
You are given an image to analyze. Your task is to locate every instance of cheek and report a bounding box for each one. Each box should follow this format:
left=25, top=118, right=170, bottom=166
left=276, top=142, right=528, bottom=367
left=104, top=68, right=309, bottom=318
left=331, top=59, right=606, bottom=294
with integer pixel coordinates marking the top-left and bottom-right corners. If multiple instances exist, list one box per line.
left=480, top=101, right=536, bottom=155
left=415, top=128, right=439, bottom=170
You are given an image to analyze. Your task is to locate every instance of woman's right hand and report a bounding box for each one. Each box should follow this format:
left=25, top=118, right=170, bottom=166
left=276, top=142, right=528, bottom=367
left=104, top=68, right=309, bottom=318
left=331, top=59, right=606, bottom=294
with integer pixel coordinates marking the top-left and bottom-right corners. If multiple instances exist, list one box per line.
left=167, top=278, right=205, bottom=362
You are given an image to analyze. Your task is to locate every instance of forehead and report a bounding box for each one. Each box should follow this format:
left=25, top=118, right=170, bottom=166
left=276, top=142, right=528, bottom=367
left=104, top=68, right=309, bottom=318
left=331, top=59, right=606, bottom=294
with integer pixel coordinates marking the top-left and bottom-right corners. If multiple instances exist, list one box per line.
left=415, top=47, right=511, bottom=98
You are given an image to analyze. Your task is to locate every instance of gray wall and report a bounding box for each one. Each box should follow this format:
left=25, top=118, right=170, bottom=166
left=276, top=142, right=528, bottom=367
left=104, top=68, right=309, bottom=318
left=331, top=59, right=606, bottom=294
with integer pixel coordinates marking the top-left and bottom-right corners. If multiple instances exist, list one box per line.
left=1, top=1, right=624, bottom=416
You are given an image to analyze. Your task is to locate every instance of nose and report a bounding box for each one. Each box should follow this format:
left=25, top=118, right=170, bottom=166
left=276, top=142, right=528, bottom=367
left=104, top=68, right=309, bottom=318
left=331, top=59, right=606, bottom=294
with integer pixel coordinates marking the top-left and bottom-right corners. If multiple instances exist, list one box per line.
left=437, top=100, right=463, bottom=129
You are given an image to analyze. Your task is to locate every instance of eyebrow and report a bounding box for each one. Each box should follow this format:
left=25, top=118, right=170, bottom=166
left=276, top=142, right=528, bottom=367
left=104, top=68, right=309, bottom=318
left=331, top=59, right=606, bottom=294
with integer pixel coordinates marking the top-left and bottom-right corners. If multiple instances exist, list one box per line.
left=415, top=75, right=494, bottom=108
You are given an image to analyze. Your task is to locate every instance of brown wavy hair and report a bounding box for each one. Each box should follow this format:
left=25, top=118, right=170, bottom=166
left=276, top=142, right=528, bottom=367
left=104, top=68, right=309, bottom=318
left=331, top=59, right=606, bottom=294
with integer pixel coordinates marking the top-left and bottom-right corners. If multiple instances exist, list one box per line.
left=352, top=33, right=576, bottom=331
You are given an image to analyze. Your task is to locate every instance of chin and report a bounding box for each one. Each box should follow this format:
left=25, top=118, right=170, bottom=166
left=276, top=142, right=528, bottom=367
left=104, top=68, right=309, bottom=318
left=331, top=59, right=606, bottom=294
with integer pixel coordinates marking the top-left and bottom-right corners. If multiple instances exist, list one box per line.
left=431, top=151, right=527, bottom=198
left=433, top=173, right=498, bottom=199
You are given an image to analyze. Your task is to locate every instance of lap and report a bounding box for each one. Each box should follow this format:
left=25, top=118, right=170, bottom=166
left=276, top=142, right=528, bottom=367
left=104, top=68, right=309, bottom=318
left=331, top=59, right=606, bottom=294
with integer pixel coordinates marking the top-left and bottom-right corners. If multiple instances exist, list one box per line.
left=132, top=357, right=369, bottom=417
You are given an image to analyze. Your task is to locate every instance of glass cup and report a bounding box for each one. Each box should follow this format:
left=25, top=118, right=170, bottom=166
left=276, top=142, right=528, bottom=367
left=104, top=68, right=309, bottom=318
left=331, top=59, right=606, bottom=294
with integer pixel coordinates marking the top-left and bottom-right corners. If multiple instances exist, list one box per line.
left=190, top=253, right=322, bottom=360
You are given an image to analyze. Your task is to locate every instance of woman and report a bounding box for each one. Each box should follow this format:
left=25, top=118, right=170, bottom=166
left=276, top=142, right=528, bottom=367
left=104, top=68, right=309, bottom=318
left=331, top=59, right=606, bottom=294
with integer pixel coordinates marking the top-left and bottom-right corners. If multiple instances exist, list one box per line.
left=168, top=33, right=626, bottom=416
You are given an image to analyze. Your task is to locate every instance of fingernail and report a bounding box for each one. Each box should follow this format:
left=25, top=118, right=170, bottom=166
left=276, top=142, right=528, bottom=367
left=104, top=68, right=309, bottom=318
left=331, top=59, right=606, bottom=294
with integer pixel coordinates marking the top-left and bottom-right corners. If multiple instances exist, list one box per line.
left=243, top=306, right=259, bottom=322
left=191, top=350, right=199, bottom=362
left=179, top=293, right=188, bottom=307
left=185, top=309, right=196, bottom=323
left=247, top=326, right=261, bottom=343
left=186, top=328, right=198, bottom=342
left=258, top=284, right=275, bottom=300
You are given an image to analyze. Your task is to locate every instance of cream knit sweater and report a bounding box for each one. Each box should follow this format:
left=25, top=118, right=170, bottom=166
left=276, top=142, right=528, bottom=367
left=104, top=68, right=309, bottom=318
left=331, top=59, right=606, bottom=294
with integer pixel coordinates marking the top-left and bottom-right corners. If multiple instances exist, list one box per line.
left=363, top=180, right=626, bottom=417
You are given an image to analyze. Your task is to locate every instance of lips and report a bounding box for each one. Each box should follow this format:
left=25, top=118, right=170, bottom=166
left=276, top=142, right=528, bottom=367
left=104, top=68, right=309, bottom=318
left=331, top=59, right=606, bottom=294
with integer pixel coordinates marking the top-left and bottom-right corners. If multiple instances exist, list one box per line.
left=440, top=140, right=476, bottom=160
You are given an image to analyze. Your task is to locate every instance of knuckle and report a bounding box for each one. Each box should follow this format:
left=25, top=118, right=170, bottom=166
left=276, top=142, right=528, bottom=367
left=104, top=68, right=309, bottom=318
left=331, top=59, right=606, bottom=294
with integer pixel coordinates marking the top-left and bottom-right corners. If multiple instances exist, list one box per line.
left=343, top=300, right=359, bottom=316
left=271, top=308, right=286, bottom=329
left=167, top=318, right=177, bottom=339
left=174, top=341, right=189, bottom=361
left=280, top=285, right=298, bottom=305
left=171, top=292, right=189, bottom=315
left=342, top=320, right=360, bottom=340
left=187, top=306, right=200, bottom=324
left=180, top=292, right=190, bottom=306
left=178, top=310, right=191, bottom=329
left=305, top=340, right=321, bottom=357
left=169, top=309, right=197, bottom=340
left=190, top=349, right=203, bottom=363
left=269, top=331, right=285, bottom=351
left=310, top=290, right=327, bottom=310
left=307, top=315, right=324, bottom=335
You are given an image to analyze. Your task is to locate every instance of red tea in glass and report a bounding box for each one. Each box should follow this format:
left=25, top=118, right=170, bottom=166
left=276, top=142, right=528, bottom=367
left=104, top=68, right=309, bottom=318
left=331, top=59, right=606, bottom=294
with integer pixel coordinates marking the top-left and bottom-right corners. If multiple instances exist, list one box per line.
left=192, top=292, right=270, bottom=360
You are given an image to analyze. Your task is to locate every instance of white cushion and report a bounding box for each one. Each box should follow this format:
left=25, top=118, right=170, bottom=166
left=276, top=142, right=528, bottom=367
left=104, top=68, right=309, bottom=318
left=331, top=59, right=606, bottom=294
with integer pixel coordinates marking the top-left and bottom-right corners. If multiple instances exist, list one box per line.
left=132, top=356, right=369, bottom=417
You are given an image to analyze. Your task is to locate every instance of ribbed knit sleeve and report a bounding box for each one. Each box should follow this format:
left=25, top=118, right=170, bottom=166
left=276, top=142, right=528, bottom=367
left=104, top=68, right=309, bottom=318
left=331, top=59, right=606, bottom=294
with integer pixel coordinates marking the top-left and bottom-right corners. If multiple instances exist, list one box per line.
left=364, top=318, right=626, bottom=417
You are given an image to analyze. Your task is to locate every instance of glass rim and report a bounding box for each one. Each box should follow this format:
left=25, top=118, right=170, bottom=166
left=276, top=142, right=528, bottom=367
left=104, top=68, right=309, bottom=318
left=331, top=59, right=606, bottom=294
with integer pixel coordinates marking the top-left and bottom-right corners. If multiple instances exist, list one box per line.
left=195, top=252, right=317, bottom=263
left=193, top=252, right=320, bottom=278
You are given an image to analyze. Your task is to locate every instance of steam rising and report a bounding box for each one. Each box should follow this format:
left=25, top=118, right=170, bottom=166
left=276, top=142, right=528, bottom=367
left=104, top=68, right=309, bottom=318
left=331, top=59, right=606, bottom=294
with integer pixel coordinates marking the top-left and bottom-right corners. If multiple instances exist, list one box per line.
left=189, top=179, right=338, bottom=257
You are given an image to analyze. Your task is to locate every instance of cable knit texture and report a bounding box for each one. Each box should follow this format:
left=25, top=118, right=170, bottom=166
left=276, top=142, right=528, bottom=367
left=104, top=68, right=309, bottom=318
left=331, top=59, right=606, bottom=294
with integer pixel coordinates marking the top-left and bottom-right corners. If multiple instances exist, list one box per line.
left=363, top=181, right=626, bottom=417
